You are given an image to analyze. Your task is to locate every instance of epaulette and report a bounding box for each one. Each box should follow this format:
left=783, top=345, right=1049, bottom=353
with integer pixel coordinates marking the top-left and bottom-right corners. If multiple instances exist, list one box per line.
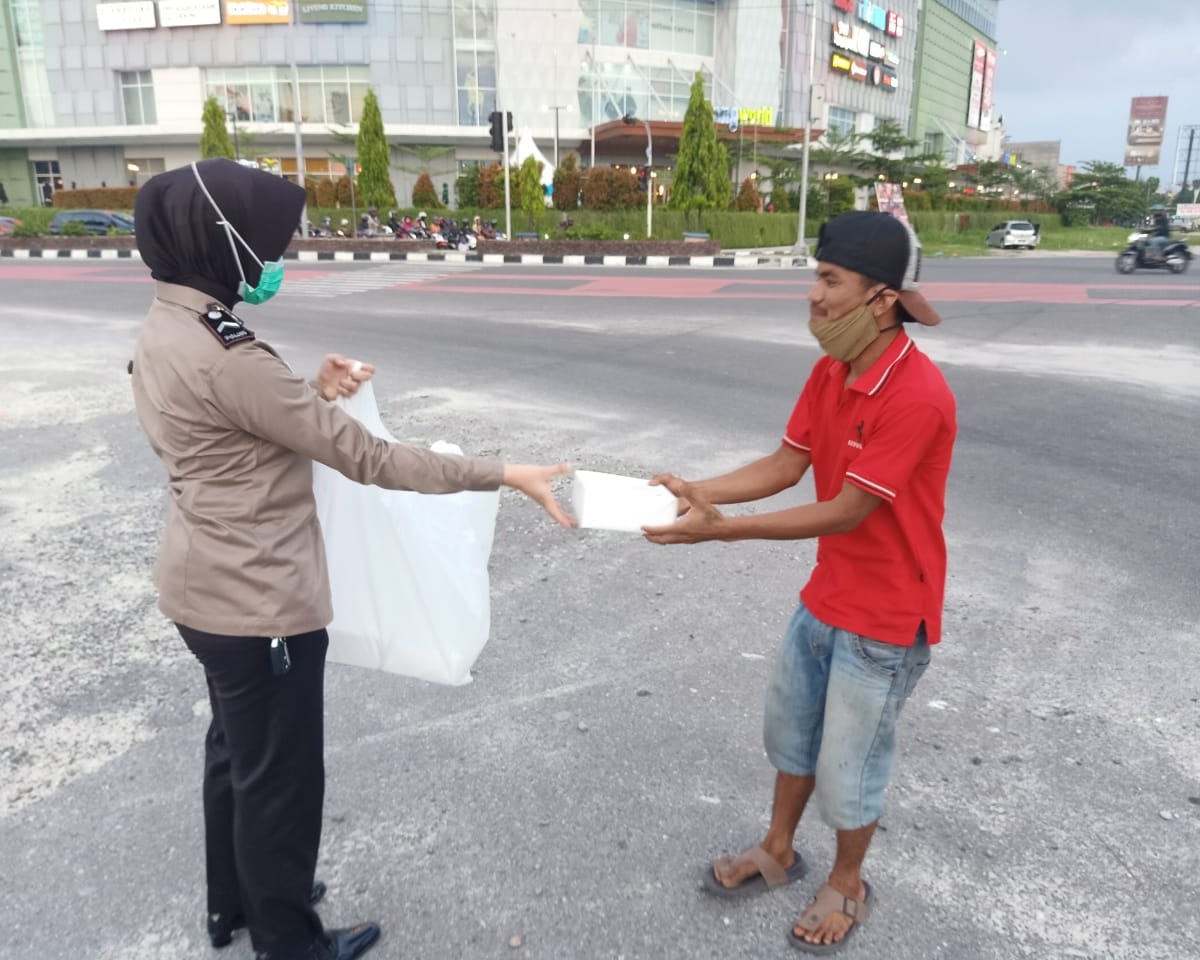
left=199, top=302, right=255, bottom=348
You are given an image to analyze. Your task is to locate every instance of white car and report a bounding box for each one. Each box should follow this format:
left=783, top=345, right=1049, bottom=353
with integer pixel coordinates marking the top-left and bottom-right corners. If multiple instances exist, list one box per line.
left=986, top=220, right=1040, bottom=250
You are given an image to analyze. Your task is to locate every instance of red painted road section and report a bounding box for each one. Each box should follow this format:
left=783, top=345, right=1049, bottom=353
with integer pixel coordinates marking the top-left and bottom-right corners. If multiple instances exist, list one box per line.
left=4, top=261, right=1200, bottom=307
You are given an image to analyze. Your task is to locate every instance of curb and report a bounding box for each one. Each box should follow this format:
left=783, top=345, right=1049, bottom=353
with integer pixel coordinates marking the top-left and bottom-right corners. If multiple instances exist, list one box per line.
left=0, top=247, right=814, bottom=269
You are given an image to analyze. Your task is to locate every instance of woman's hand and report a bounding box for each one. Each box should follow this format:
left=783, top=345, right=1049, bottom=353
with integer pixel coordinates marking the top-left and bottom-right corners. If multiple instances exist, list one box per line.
left=317, top=355, right=374, bottom=400
left=502, top=463, right=576, bottom=528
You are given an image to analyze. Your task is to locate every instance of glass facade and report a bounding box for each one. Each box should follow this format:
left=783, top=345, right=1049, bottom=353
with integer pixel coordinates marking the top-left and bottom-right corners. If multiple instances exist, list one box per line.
left=10, top=0, right=53, bottom=127
left=577, top=59, right=711, bottom=125
left=577, top=0, right=715, bottom=57
left=453, top=0, right=497, bottom=126
left=120, top=71, right=156, bottom=125
left=204, top=66, right=371, bottom=125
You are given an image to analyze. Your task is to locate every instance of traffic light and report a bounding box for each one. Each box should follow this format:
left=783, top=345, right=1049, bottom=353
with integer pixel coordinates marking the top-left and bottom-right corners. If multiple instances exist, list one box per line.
left=488, top=111, right=514, bottom=152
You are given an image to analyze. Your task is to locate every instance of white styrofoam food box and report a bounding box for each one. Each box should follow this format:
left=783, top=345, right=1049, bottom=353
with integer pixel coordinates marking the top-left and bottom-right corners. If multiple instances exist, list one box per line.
left=572, top=470, right=678, bottom=533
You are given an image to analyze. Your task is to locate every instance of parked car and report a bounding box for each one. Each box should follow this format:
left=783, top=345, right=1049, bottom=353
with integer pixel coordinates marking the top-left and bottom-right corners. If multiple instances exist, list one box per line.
left=48, top=209, right=135, bottom=235
left=986, top=220, right=1040, bottom=250
left=0, top=216, right=21, bottom=236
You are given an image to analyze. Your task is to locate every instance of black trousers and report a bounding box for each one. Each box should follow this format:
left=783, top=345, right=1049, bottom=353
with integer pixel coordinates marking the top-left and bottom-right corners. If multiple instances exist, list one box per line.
left=177, top=624, right=328, bottom=957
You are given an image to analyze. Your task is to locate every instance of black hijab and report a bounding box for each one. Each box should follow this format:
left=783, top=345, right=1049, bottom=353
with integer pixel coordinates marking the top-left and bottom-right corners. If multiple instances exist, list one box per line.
left=135, top=158, right=304, bottom=307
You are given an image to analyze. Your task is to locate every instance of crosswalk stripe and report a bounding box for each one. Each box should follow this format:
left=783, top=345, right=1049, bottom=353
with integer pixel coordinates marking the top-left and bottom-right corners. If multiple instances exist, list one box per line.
left=277, top=263, right=479, bottom=299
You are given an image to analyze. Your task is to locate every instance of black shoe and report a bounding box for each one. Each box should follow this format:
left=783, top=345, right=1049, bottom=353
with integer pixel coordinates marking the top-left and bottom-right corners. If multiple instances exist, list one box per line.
left=315, top=924, right=381, bottom=960
left=256, top=924, right=381, bottom=960
left=208, top=882, right=328, bottom=948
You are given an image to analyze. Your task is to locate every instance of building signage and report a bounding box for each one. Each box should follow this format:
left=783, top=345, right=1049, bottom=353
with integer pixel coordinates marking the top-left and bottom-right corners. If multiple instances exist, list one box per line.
left=834, top=0, right=854, bottom=10
left=857, top=1, right=887, bottom=31
left=1124, top=95, right=1168, bottom=166
left=868, top=64, right=898, bottom=91
left=298, top=0, right=366, bottom=22
left=831, top=52, right=868, bottom=82
left=714, top=106, right=775, bottom=132
left=97, top=1, right=157, bottom=30
left=832, top=21, right=872, bottom=58
left=979, top=46, right=996, bottom=130
left=158, top=0, right=221, bottom=27
left=885, top=10, right=904, bottom=37
left=966, top=40, right=986, bottom=130
left=225, top=0, right=289, bottom=24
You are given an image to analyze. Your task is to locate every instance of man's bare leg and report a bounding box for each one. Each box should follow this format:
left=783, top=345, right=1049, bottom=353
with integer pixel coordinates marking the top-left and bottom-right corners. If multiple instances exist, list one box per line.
left=793, top=820, right=876, bottom=946
left=713, top=772, right=815, bottom=888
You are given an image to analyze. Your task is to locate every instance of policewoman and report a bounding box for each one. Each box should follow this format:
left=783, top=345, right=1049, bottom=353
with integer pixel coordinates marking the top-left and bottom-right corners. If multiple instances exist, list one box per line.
left=130, top=159, right=572, bottom=960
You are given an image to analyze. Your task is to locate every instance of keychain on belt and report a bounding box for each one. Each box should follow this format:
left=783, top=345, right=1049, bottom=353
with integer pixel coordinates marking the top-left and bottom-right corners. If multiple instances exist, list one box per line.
left=269, top=636, right=292, bottom=676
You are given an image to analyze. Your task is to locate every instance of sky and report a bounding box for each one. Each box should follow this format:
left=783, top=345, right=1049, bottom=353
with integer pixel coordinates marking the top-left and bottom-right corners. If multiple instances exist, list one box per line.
left=991, top=0, right=1200, bottom=185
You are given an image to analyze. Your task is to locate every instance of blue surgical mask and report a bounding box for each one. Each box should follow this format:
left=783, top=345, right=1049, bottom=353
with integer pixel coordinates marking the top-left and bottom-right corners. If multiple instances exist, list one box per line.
left=190, top=162, right=285, bottom=304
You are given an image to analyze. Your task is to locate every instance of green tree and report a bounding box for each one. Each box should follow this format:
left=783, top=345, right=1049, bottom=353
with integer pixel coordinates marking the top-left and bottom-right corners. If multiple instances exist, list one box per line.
left=1057, top=161, right=1148, bottom=224
left=668, top=73, right=732, bottom=221
left=734, top=176, right=761, bottom=211
left=456, top=163, right=482, bottom=208
left=853, top=120, right=926, bottom=184
left=552, top=153, right=583, bottom=211
left=200, top=96, right=234, bottom=160
left=412, top=172, right=440, bottom=209
left=355, top=90, right=395, bottom=209
left=516, top=155, right=544, bottom=229
left=1177, top=186, right=1195, bottom=204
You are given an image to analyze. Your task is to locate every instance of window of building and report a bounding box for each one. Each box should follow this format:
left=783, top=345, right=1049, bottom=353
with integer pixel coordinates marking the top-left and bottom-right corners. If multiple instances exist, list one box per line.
left=10, top=0, right=53, bottom=126
left=578, top=0, right=715, bottom=57
left=453, top=0, right=498, bottom=125
left=120, top=71, right=157, bottom=125
left=32, top=158, right=61, bottom=205
left=923, top=132, right=944, bottom=157
left=827, top=106, right=857, bottom=139
left=124, top=157, right=165, bottom=186
left=205, top=66, right=370, bottom=126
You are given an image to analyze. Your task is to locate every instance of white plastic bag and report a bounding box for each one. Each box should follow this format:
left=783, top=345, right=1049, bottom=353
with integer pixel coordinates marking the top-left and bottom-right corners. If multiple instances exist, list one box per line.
left=312, top=382, right=500, bottom=685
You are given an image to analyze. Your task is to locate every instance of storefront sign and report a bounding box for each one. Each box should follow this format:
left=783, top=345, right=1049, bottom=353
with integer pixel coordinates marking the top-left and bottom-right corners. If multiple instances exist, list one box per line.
left=298, top=0, right=366, bottom=22
left=714, top=106, right=775, bottom=132
left=869, top=64, right=898, bottom=91
left=886, top=10, right=904, bottom=38
left=97, top=1, right=157, bottom=30
left=158, top=0, right=221, bottom=27
left=834, top=0, right=854, bottom=11
left=832, top=21, right=871, bottom=58
left=831, top=53, right=868, bottom=82
left=225, top=0, right=289, bottom=24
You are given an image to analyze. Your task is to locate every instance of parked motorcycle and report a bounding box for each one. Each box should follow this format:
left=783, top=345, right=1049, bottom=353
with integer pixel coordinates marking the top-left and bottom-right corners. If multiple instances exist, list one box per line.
left=1115, top=232, right=1191, bottom=274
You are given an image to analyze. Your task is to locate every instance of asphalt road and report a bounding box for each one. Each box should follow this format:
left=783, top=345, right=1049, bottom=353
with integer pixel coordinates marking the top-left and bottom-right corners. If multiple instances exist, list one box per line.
left=1, top=254, right=1198, bottom=960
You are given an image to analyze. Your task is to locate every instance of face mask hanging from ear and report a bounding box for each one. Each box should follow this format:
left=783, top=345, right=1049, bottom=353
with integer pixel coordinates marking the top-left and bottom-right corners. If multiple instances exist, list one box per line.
left=190, top=162, right=285, bottom=305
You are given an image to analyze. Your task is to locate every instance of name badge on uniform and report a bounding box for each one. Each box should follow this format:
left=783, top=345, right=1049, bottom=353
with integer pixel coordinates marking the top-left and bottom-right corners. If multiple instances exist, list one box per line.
left=199, top=303, right=256, bottom=348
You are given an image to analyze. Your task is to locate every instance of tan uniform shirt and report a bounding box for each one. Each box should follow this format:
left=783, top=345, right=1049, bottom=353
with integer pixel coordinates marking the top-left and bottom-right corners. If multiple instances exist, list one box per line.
left=131, top=282, right=504, bottom=637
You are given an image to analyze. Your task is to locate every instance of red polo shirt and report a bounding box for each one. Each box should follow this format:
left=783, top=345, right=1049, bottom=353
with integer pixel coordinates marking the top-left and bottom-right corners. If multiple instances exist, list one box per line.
left=784, top=332, right=956, bottom=645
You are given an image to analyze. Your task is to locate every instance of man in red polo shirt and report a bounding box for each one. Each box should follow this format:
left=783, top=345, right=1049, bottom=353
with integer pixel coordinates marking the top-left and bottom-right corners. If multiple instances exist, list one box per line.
left=644, top=211, right=956, bottom=953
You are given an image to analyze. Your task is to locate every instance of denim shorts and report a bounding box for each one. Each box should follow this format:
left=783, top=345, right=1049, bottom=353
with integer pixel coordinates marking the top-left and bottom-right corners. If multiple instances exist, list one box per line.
left=763, top=603, right=931, bottom=831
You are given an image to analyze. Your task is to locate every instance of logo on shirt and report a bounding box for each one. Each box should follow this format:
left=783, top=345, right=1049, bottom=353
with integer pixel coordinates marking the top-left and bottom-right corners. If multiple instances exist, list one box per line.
left=848, top=419, right=865, bottom=450
left=199, top=303, right=256, bottom=348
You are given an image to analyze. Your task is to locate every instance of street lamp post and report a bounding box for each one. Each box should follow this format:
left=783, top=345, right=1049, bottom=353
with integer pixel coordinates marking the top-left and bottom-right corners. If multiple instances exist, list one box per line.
left=623, top=114, right=652, bottom=239
left=794, top=0, right=818, bottom=257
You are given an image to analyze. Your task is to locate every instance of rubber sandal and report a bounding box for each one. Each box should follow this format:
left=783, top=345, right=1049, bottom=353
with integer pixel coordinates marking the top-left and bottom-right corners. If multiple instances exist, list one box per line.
left=787, top=881, right=872, bottom=954
left=700, top=844, right=807, bottom=900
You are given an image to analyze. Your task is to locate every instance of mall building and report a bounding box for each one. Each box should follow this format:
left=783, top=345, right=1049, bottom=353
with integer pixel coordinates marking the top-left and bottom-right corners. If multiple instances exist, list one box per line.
left=0, top=0, right=1004, bottom=208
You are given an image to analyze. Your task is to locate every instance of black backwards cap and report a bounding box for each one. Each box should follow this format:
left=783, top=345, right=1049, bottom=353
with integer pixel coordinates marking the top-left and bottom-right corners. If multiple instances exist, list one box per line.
left=814, top=211, right=942, bottom=326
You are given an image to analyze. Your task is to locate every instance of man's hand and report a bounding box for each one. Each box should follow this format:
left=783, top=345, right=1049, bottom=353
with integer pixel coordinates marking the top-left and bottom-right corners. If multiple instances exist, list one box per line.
left=502, top=463, right=576, bottom=528
left=643, top=475, right=726, bottom=544
left=316, top=354, right=375, bottom=400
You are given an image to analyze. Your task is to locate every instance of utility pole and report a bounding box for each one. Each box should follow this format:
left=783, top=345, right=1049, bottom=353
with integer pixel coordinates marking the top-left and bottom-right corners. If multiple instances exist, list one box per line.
left=289, top=3, right=306, bottom=234
left=794, top=0, right=817, bottom=258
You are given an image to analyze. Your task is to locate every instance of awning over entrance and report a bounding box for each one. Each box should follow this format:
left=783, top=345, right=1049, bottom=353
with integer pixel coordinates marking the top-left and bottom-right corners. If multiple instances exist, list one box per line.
left=581, top=119, right=825, bottom=163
